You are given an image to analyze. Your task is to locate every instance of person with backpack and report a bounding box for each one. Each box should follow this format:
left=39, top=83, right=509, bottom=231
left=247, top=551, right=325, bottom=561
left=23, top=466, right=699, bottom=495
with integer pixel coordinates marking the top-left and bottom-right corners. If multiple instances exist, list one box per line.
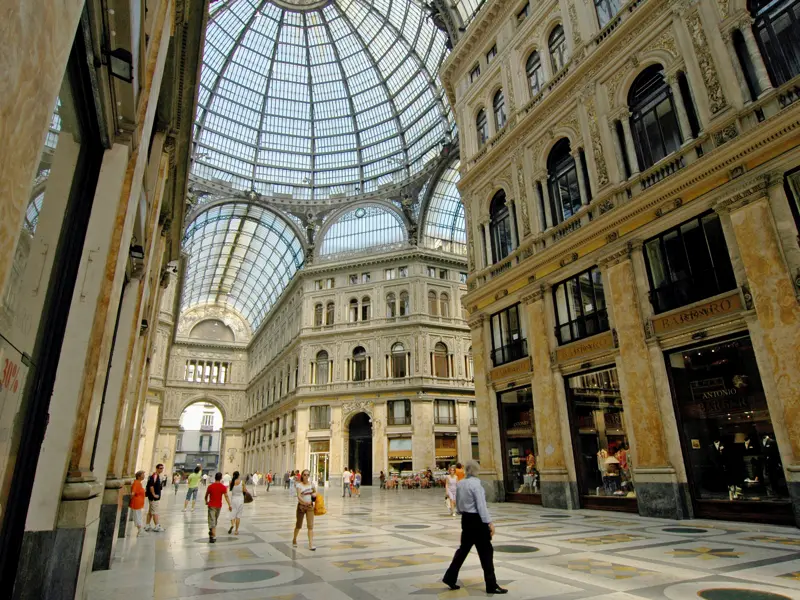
left=144, top=464, right=165, bottom=532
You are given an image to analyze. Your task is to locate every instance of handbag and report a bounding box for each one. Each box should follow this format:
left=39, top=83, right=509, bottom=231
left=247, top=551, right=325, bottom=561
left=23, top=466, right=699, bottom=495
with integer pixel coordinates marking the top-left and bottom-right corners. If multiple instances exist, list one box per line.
left=314, top=492, right=326, bottom=516
left=243, top=490, right=254, bottom=504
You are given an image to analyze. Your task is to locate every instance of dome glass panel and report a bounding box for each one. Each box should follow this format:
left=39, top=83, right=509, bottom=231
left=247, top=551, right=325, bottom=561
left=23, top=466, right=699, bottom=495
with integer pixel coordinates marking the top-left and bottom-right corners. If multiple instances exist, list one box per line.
left=194, top=0, right=453, bottom=201
left=423, top=161, right=465, bottom=255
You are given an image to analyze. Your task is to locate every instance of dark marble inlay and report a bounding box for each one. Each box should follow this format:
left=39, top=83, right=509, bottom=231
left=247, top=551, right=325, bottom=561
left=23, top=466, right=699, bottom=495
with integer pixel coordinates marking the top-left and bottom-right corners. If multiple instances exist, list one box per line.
left=698, top=590, right=791, bottom=600
left=494, top=545, right=539, bottom=553
left=540, top=514, right=571, bottom=519
left=210, top=569, right=279, bottom=583
left=395, top=524, right=430, bottom=530
left=663, top=527, right=709, bottom=534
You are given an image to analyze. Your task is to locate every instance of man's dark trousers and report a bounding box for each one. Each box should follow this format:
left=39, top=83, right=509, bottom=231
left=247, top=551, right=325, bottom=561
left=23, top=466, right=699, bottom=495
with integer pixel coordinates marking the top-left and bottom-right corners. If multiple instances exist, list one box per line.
left=443, top=513, right=497, bottom=591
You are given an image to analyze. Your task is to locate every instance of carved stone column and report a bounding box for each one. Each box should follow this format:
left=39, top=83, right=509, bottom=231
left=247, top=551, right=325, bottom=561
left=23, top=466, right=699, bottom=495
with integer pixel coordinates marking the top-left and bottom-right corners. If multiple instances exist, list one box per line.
left=572, top=150, right=590, bottom=206
left=666, top=72, right=693, bottom=142
left=739, top=18, right=773, bottom=95
left=618, top=111, right=640, bottom=175
left=522, top=287, right=578, bottom=509
left=482, top=221, right=493, bottom=266
left=602, top=246, right=682, bottom=518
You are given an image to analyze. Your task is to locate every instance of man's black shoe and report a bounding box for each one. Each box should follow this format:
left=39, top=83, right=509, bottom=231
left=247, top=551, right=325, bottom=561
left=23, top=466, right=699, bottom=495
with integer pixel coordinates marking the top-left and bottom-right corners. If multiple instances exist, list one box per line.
left=442, top=580, right=460, bottom=591
left=486, top=586, right=508, bottom=594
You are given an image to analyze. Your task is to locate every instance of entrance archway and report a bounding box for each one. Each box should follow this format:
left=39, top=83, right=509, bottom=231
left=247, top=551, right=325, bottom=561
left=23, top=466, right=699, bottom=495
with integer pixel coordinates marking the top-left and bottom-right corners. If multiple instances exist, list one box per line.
left=348, top=412, right=373, bottom=486
left=175, top=402, right=223, bottom=478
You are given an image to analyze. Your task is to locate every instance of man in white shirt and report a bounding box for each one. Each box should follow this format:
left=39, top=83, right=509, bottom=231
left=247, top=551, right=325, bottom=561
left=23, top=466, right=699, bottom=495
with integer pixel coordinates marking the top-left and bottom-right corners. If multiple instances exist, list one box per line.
left=342, top=467, right=352, bottom=498
left=222, top=472, right=231, bottom=487
left=442, top=460, right=507, bottom=595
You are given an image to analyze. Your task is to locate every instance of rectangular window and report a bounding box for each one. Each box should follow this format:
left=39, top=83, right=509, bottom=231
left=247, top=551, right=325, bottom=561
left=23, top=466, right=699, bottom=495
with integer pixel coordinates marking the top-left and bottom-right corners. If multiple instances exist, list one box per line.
left=434, top=400, right=456, bottom=425
left=490, top=304, right=527, bottom=366
left=498, top=386, right=537, bottom=495
left=553, top=266, right=609, bottom=345
left=435, top=434, right=458, bottom=468
left=315, top=280, right=323, bottom=290
left=427, top=266, right=436, bottom=278
left=784, top=168, right=800, bottom=235
left=472, top=435, right=480, bottom=460
left=385, top=268, right=396, bottom=280
left=486, top=44, right=498, bottom=64
left=349, top=274, right=358, bottom=285
left=398, top=266, right=408, bottom=278
left=388, top=400, right=411, bottom=425
left=643, top=212, right=737, bottom=314
left=362, top=272, right=371, bottom=283
left=439, top=269, right=449, bottom=280
left=185, top=360, right=231, bottom=384
left=326, top=278, right=335, bottom=289
left=469, top=64, right=481, bottom=83
left=517, top=2, right=530, bottom=21
left=176, top=435, right=183, bottom=451
left=469, top=401, right=478, bottom=426
left=459, top=272, right=468, bottom=284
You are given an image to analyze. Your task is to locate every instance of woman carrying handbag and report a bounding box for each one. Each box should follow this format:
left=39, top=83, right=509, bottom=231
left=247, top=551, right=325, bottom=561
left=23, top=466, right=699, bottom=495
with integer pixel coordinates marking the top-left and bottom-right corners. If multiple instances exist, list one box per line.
left=293, top=470, right=317, bottom=551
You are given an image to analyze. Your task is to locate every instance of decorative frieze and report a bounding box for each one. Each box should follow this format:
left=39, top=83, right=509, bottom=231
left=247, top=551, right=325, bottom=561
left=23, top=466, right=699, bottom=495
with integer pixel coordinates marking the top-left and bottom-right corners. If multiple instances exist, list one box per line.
left=686, top=10, right=728, bottom=115
left=585, top=95, right=610, bottom=186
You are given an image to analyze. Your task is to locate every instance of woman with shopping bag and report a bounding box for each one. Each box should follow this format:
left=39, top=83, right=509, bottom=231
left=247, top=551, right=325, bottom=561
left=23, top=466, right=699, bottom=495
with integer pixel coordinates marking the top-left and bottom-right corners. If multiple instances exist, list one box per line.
left=292, top=470, right=318, bottom=550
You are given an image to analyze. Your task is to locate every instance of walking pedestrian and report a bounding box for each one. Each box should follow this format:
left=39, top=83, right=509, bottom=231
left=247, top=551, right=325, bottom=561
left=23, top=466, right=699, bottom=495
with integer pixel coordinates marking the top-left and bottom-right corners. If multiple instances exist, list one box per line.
left=202, top=473, right=208, bottom=486
left=354, top=470, right=362, bottom=497
left=445, top=465, right=458, bottom=517
left=379, top=471, right=386, bottom=489
left=130, top=470, right=146, bottom=536
left=455, top=462, right=465, bottom=481
left=442, top=460, right=507, bottom=594
left=204, top=472, right=231, bottom=543
left=183, top=466, right=202, bottom=512
left=284, top=471, right=290, bottom=489
left=228, top=471, right=246, bottom=535
left=172, top=472, right=181, bottom=495
left=144, top=464, right=165, bottom=532
left=292, top=469, right=317, bottom=551
left=342, top=467, right=352, bottom=497
left=289, top=470, right=297, bottom=495
left=267, top=471, right=272, bottom=491
left=222, top=472, right=232, bottom=487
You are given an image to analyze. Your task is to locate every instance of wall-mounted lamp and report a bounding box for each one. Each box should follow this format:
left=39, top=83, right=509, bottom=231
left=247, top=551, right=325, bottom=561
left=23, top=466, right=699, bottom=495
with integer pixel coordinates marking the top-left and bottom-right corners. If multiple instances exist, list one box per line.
left=108, top=48, right=134, bottom=83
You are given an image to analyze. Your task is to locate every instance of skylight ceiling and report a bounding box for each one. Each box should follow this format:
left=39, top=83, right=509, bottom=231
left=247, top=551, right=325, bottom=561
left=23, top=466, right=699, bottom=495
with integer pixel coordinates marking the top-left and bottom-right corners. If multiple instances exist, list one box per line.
left=194, top=0, right=454, bottom=202
left=182, top=203, right=305, bottom=330
left=423, top=160, right=465, bottom=255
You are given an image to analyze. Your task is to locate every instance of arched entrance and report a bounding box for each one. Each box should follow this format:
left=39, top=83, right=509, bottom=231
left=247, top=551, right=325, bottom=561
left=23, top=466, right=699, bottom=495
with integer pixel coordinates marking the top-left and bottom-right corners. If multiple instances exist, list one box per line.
left=174, top=402, right=223, bottom=477
left=348, top=412, right=373, bottom=486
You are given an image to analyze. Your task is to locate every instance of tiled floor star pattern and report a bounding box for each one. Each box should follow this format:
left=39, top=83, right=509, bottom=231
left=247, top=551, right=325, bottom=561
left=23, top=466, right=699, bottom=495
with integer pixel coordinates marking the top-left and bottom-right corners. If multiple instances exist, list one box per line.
left=86, top=485, right=800, bottom=599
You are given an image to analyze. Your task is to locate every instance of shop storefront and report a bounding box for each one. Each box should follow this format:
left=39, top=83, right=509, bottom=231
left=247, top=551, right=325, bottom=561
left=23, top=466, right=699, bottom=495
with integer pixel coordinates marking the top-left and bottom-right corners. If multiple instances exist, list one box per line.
left=666, top=334, right=793, bottom=524
left=565, top=366, right=637, bottom=512
left=309, top=440, right=330, bottom=485
left=388, top=437, right=413, bottom=474
left=435, top=434, right=458, bottom=469
left=497, top=386, right=540, bottom=504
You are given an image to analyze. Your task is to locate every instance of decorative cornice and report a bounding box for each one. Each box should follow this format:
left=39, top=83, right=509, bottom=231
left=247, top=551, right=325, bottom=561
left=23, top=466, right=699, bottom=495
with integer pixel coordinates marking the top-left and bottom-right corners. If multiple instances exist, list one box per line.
left=521, top=284, right=548, bottom=305
left=598, top=242, right=634, bottom=269
left=467, top=314, right=486, bottom=330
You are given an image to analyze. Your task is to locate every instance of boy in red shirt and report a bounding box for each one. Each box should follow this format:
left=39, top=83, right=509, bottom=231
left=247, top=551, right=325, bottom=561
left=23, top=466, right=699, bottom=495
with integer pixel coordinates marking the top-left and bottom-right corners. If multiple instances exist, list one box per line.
left=204, top=472, right=231, bottom=543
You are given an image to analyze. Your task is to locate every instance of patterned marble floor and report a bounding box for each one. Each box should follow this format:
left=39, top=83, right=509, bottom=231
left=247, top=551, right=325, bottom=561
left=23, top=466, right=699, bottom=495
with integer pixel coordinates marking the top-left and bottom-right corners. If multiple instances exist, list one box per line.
left=85, top=484, right=800, bottom=599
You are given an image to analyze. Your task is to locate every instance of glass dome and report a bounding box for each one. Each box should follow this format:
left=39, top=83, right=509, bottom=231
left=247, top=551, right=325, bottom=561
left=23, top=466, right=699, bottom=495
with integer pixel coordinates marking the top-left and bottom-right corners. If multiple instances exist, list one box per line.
left=194, top=0, right=454, bottom=201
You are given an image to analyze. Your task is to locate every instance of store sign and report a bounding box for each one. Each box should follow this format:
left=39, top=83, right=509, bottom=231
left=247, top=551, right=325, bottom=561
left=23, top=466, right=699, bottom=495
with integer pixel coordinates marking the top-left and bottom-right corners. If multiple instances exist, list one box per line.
left=556, top=331, right=615, bottom=363
left=489, top=357, right=532, bottom=382
left=652, top=291, right=742, bottom=334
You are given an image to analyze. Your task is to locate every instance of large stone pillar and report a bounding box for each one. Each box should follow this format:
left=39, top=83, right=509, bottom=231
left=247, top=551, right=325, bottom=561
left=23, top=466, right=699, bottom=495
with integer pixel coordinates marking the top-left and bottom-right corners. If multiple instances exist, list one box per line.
left=329, top=405, right=344, bottom=487
left=723, top=184, right=800, bottom=524
left=372, top=404, right=387, bottom=484
left=602, top=247, right=683, bottom=518
left=470, top=315, right=504, bottom=501
left=412, top=399, right=434, bottom=471
left=521, top=288, right=578, bottom=509
left=457, top=401, right=473, bottom=465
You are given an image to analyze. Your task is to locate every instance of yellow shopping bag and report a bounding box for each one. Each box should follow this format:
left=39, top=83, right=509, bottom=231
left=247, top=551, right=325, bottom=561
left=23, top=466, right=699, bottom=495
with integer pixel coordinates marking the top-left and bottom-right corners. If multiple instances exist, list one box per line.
left=314, top=492, right=327, bottom=516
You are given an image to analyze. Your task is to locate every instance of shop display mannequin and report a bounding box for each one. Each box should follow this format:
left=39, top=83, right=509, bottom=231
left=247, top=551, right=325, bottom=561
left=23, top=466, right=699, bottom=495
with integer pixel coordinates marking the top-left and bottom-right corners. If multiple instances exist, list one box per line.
left=707, top=440, right=741, bottom=500
left=741, top=435, right=761, bottom=485
left=762, top=434, right=786, bottom=497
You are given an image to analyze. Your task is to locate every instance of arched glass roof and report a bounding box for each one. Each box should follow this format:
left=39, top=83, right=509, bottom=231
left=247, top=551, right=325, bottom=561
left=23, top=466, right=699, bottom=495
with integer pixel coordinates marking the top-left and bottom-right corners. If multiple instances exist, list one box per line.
left=182, top=203, right=305, bottom=330
left=422, top=161, right=465, bottom=255
left=194, top=0, right=454, bottom=201
left=319, top=204, right=406, bottom=256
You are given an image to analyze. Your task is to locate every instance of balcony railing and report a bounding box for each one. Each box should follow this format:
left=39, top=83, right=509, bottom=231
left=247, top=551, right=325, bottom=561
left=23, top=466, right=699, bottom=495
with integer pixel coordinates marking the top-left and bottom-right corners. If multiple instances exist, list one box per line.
left=491, top=339, right=528, bottom=367
left=388, top=416, right=411, bottom=426
left=435, top=416, right=457, bottom=425
left=309, top=421, right=330, bottom=430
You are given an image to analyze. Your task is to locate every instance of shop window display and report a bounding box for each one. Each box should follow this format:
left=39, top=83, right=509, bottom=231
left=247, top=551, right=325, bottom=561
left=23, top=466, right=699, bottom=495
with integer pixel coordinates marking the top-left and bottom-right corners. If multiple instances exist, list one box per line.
left=498, top=386, right=539, bottom=495
left=566, top=367, right=636, bottom=502
left=667, top=335, right=788, bottom=504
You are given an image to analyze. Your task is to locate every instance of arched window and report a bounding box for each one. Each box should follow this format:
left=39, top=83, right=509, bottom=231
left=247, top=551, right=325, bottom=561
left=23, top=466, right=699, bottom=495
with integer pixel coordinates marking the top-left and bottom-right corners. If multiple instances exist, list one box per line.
left=391, top=343, right=408, bottom=378
left=476, top=109, right=489, bottom=148
left=434, top=342, right=449, bottom=378
left=314, top=303, right=323, bottom=327
left=751, top=0, right=800, bottom=86
left=428, top=290, right=439, bottom=315
left=325, top=301, right=335, bottom=325
left=399, top=291, right=410, bottom=316
left=628, top=65, right=682, bottom=171
left=490, top=189, right=516, bottom=262
left=361, top=295, right=371, bottom=321
left=493, top=89, right=507, bottom=130
left=549, top=25, right=568, bottom=73
left=595, top=0, right=622, bottom=28
left=349, top=298, right=359, bottom=322
left=440, top=293, right=450, bottom=318
left=387, top=292, right=397, bottom=318
left=547, top=139, right=582, bottom=224
left=526, top=51, right=543, bottom=97
left=316, top=351, right=330, bottom=385
left=353, top=346, right=367, bottom=381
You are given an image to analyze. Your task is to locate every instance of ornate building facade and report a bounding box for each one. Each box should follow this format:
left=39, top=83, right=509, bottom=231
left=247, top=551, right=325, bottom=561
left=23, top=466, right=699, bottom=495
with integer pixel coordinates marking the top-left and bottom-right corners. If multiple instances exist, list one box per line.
left=443, top=0, right=800, bottom=526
